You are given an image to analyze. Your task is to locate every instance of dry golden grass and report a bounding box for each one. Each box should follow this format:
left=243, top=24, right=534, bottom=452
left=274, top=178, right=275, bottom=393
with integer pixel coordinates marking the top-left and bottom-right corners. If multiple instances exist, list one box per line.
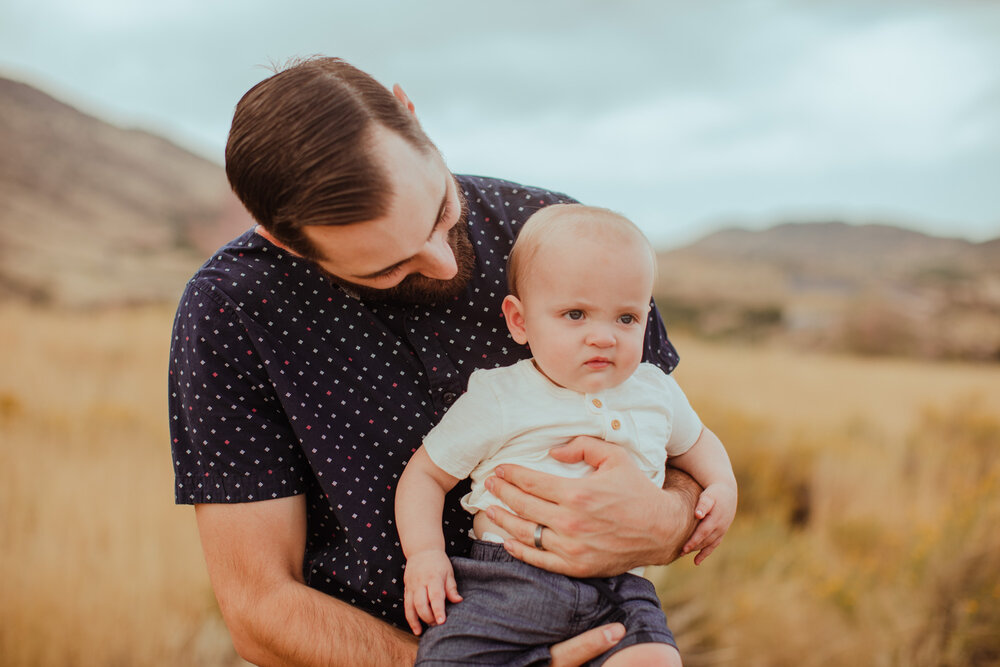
left=656, top=338, right=1000, bottom=666
left=1, top=305, right=998, bottom=666
left=0, top=304, right=245, bottom=666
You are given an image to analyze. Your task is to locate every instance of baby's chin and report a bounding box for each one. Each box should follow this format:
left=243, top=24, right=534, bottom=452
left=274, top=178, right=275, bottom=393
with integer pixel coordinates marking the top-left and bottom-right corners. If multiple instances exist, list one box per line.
left=547, top=365, right=640, bottom=395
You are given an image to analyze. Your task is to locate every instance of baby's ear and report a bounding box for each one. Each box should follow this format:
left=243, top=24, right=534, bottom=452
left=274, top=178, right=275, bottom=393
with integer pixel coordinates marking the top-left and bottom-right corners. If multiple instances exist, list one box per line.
left=501, top=295, right=529, bottom=345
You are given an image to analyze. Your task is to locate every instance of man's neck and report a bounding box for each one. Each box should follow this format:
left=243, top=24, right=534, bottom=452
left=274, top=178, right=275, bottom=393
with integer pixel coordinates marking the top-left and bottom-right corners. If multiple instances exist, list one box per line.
left=254, top=226, right=302, bottom=257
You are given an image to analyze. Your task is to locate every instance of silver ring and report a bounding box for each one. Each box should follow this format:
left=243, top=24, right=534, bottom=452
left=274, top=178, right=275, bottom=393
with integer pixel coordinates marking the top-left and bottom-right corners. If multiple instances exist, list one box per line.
left=533, top=523, right=546, bottom=550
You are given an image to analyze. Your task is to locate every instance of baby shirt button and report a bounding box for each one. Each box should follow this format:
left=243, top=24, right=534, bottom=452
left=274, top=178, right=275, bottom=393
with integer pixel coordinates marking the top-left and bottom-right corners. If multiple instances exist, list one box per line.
left=592, top=398, right=603, bottom=408
left=611, top=419, right=621, bottom=430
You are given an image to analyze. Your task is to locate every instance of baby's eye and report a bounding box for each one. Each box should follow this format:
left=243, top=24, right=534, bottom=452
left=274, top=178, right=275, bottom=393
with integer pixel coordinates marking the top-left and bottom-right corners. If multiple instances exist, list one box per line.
left=564, top=310, right=585, bottom=321
left=619, top=314, right=637, bottom=325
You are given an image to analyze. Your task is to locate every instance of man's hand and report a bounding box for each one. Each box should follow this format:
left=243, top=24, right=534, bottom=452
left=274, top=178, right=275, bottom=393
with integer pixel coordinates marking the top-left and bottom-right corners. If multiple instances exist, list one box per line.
left=682, top=482, right=737, bottom=565
left=549, top=623, right=626, bottom=667
left=402, top=550, right=463, bottom=635
left=484, top=436, right=700, bottom=577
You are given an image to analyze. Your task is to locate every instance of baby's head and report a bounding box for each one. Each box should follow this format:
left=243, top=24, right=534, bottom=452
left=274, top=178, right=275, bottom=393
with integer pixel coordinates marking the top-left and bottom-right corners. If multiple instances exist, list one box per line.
left=502, top=204, right=657, bottom=394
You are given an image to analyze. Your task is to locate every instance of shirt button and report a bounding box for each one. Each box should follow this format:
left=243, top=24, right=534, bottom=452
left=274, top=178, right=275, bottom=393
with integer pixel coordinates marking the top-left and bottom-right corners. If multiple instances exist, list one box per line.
left=611, top=419, right=621, bottom=430
left=442, top=392, right=458, bottom=405
left=592, top=399, right=602, bottom=408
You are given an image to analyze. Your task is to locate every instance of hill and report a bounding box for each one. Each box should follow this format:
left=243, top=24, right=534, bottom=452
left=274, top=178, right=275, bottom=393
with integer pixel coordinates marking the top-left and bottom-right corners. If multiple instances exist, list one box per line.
left=2, top=76, right=998, bottom=359
left=0, top=76, right=249, bottom=306
left=655, top=222, right=1000, bottom=361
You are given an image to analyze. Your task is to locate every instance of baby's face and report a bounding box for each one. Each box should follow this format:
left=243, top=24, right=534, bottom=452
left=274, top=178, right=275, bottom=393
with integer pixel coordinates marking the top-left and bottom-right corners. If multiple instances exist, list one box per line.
left=510, top=232, right=654, bottom=394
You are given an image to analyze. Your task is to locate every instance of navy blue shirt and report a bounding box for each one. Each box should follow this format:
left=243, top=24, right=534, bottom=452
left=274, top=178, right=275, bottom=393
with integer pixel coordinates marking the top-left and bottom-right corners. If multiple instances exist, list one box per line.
left=169, top=174, right=679, bottom=627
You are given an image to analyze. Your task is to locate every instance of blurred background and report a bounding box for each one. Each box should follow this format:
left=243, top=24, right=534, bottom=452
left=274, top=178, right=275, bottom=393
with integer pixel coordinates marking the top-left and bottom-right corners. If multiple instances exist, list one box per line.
left=1, top=1, right=998, bottom=665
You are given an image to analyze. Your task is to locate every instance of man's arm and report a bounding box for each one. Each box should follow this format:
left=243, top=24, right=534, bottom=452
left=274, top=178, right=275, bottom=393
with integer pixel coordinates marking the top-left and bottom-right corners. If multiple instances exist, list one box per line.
left=194, top=495, right=418, bottom=667
left=483, top=436, right=701, bottom=577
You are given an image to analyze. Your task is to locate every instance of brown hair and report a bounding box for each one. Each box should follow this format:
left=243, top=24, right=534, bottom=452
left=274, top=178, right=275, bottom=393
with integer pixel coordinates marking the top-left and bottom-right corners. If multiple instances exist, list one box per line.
left=225, top=57, right=435, bottom=259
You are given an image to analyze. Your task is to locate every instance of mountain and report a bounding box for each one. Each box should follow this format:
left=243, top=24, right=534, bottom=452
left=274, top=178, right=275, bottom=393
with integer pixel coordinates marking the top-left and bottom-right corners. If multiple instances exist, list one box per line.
left=3, top=76, right=998, bottom=359
left=654, top=222, right=1000, bottom=361
left=0, top=76, right=251, bottom=306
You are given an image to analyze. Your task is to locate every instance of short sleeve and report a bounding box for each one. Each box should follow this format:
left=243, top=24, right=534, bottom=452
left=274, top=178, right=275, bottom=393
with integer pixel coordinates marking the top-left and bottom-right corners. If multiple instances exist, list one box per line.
left=643, top=300, right=680, bottom=374
left=422, top=370, right=505, bottom=480
left=662, top=374, right=702, bottom=456
left=168, top=282, right=309, bottom=504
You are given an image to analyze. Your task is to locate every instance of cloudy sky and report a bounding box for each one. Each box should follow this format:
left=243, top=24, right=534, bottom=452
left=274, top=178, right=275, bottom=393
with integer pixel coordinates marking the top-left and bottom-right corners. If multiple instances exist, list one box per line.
left=2, top=0, right=998, bottom=248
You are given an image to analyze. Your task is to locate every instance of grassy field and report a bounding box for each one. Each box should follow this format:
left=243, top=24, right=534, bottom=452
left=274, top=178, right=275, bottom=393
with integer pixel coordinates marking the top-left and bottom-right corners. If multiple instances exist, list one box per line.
left=1, top=304, right=998, bottom=666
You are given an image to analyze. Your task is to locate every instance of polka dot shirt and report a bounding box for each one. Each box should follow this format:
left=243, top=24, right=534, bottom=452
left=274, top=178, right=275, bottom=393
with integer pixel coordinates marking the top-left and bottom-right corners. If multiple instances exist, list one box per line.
left=168, top=175, right=680, bottom=628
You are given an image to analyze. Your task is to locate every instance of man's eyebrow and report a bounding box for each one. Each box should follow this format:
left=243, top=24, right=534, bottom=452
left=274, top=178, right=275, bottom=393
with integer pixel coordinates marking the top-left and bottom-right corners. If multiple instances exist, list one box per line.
left=352, top=177, right=450, bottom=280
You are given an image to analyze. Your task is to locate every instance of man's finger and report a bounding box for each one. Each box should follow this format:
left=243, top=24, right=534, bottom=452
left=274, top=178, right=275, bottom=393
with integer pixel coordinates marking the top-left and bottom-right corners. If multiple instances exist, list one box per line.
left=493, top=463, right=572, bottom=505
left=487, top=474, right=560, bottom=526
left=547, top=435, right=621, bottom=470
left=501, top=538, right=583, bottom=578
left=487, top=505, right=558, bottom=549
left=549, top=623, right=625, bottom=667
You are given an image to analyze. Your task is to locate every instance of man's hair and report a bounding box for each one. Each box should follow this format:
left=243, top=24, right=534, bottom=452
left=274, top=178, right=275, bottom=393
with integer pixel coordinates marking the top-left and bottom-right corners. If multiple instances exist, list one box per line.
left=225, top=57, right=435, bottom=259
left=507, top=204, right=656, bottom=298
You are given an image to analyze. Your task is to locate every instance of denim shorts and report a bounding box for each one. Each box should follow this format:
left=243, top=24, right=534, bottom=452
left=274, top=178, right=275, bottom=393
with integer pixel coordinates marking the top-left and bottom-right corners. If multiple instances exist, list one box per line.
left=414, top=540, right=676, bottom=666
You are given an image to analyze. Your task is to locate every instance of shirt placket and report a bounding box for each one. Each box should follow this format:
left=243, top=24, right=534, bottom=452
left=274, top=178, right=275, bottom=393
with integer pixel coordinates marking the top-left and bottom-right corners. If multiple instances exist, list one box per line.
left=585, top=394, right=624, bottom=441
left=405, top=310, right=464, bottom=413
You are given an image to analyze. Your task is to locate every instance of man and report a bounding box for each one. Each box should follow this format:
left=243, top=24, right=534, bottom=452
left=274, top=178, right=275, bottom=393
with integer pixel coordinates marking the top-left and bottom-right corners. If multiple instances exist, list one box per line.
left=169, top=57, right=701, bottom=666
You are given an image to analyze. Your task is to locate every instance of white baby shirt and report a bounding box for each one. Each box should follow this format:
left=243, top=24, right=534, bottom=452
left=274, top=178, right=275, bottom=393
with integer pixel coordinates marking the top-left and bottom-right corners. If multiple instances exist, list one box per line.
left=423, top=359, right=703, bottom=516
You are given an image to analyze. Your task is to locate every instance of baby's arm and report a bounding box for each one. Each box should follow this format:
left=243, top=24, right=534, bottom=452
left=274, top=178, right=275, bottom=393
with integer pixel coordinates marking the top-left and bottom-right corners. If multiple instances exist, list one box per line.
left=395, top=447, right=464, bottom=635
left=668, top=427, right=738, bottom=565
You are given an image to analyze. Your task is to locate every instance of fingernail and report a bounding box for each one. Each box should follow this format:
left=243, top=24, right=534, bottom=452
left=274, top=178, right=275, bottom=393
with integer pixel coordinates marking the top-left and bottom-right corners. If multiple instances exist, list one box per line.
left=495, top=466, right=505, bottom=478
left=485, top=507, right=496, bottom=520
left=603, top=624, right=626, bottom=642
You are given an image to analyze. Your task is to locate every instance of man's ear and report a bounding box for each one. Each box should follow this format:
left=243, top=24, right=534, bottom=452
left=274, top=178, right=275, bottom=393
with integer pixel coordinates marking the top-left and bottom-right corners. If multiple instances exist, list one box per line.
left=392, top=84, right=416, bottom=115
left=501, top=295, right=529, bottom=345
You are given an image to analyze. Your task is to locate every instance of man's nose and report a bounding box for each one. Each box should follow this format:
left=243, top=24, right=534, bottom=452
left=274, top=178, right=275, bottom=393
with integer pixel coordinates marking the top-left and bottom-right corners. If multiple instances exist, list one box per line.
left=417, top=233, right=458, bottom=280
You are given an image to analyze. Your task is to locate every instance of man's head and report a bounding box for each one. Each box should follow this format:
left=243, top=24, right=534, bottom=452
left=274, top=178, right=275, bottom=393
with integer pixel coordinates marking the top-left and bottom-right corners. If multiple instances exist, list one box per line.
left=225, top=57, right=475, bottom=304
left=502, top=204, right=657, bottom=393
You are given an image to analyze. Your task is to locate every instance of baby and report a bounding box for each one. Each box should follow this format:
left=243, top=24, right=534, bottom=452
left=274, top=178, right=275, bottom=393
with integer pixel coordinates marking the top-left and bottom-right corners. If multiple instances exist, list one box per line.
left=395, top=204, right=737, bottom=666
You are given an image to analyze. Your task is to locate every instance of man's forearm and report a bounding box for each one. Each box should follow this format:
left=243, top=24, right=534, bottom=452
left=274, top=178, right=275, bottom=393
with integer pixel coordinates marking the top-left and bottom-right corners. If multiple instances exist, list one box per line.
left=656, top=466, right=703, bottom=564
left=228, top=578, right=417, bottom=667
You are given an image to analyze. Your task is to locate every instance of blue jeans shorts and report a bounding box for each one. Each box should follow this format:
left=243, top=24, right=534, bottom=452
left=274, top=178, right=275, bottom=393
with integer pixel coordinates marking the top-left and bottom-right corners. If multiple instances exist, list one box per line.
left=415, top=540, right=677, bottom=666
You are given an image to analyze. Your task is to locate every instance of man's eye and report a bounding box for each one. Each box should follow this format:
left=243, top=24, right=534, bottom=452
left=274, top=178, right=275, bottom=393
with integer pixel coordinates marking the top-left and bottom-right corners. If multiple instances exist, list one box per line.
left=374, top=265, right=404, bottom=280
left=564, top=310, right=584, bottom=321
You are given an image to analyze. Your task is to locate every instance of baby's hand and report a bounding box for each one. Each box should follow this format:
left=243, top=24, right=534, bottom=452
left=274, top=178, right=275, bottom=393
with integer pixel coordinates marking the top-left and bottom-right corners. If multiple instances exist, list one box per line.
left=402, top=550, right=463, bottom=635
left=682, top=482, right=737, bottom=565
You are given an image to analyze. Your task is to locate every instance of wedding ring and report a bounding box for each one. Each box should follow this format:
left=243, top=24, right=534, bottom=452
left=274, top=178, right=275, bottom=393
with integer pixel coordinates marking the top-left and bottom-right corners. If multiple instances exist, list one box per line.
left=533, top=523, right=546, bottom=550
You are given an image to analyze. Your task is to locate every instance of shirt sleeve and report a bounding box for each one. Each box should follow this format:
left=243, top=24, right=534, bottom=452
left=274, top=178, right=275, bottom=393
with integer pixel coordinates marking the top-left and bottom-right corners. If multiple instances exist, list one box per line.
left=643, top=299, right=680, bottom=374
left=663, top=374, right=702, bottom=456
left=169, top=281, right=310, bottom=504
left=421, top=370, right=505, bottom=480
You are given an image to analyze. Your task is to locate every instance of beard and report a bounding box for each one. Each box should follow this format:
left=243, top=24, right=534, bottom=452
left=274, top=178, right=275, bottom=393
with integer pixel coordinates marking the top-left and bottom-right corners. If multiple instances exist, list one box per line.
left=328, top=187, right=477, bottom=305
